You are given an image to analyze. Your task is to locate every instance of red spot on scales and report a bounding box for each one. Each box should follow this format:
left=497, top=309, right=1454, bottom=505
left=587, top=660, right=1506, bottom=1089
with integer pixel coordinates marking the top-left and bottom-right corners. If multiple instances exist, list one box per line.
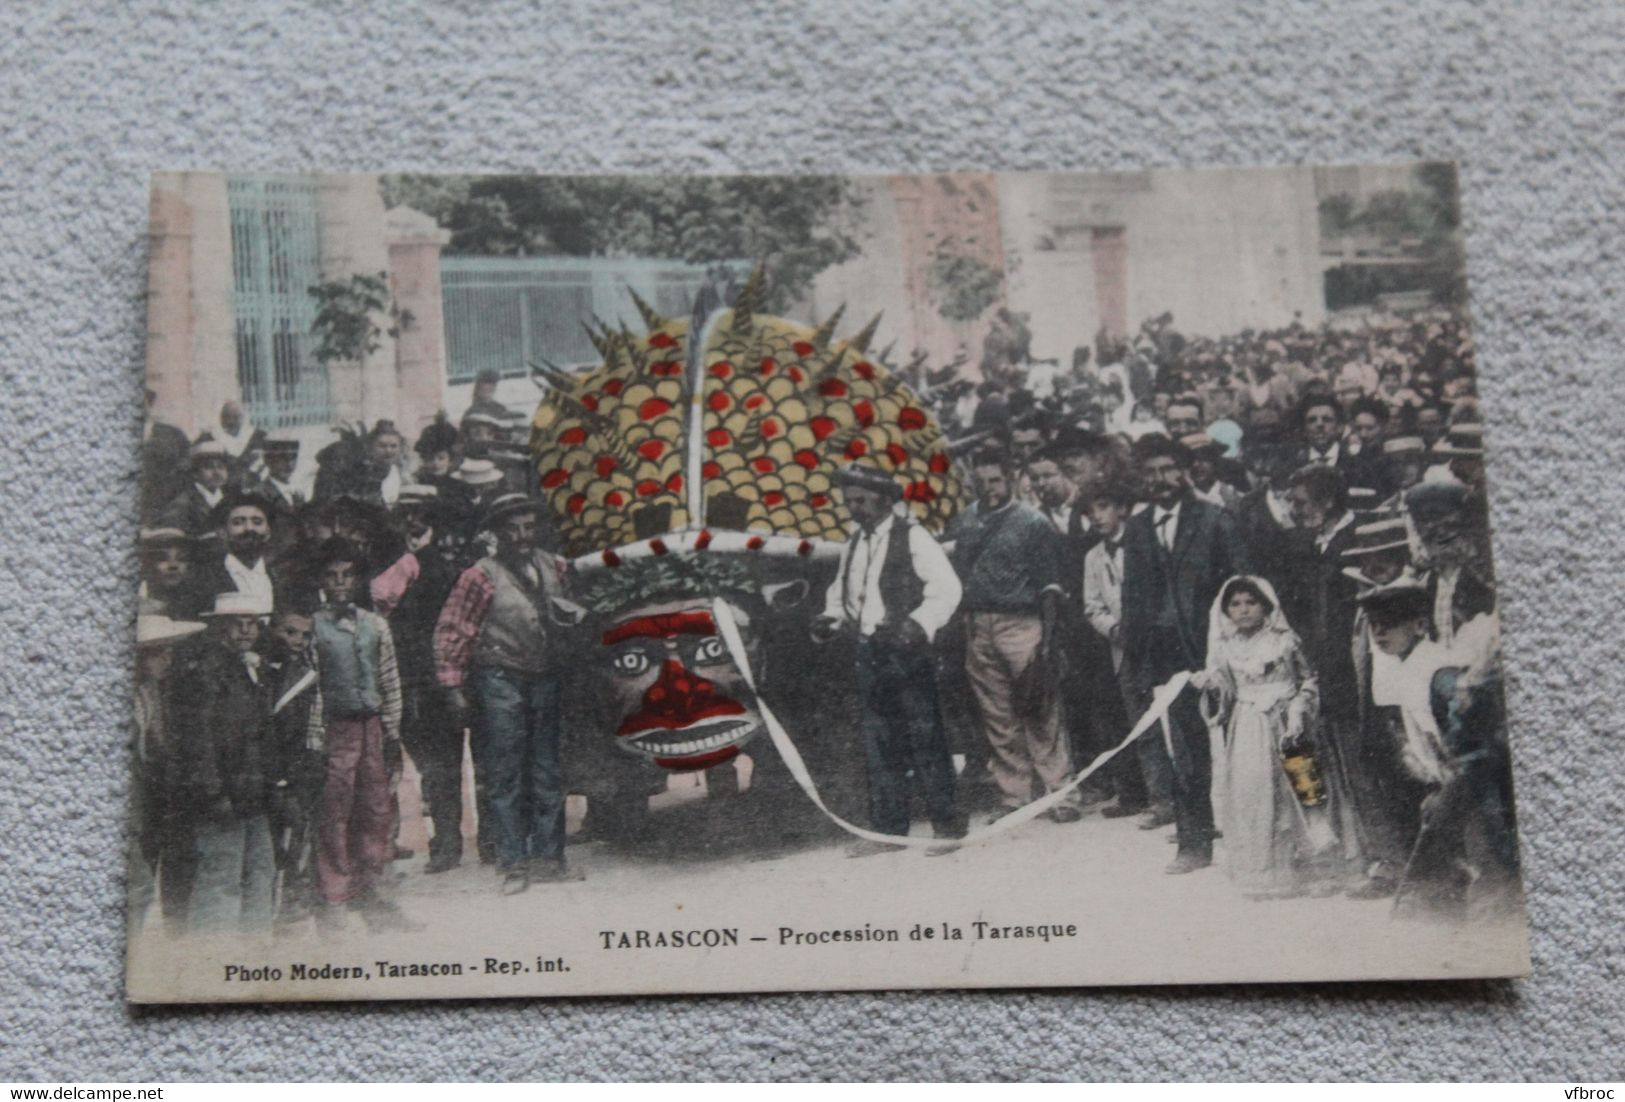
left=854, top=361, right=876, bottom=380
left=885, top=444, right=908, bottom=466
left=638, top=398, right=673, bottom=420
left=559, top=427, right=587, bottom=446
left=810, top=416, right=837, bottom=441
left=666, top=473, right=683, bottom=492
left=810, top=493, right=830, bottom=507
left=606, top=491, right=626, bottom=507
left=760, top=419, right=781, bottom=439
left=929, top=451, right=950, bottom=474
left=706, top=428, right=732, bottom=448
left=594, top=456, right=617, bottom=478
left=709, top=362, right=732, bottom=378
left=636, top=480, right=661, bottom=497
left=854, top=400, right=875, bottom=427
left=702, top=461, right=722, bottom=479
left=744, top=395, right=765, bottom=410
left=898, top=407, right=927, bottom=431
left=542, top=468, right=571, bottom=489
left=787, top=367, right=804, bottom=384
left=708, top=391, right=731, bottom=412
left=648, top=333, right=678, bottom=349
left=759, top=358, right=777, bottom=376
left=650, top=360, right=683, bottom=377
left=636, top=439, right=666, bottom=461
left=567, top=494, right=587, bottom=514
left=603, top=380, right=625, bottom=396
left=792, top=341, right=815, bottom=357
left=581, top=393, right=599, bottom=411
left=793, top=449, right=819, bottom=469
left=904, top=480, right=936, bottom=503
left=844, top=440, right=867, bottom=460
left=818, top=379, right=847, bottom=398
left=763, top=491, right=785, bottom=506
left=751, top=457, right=775, bottom=474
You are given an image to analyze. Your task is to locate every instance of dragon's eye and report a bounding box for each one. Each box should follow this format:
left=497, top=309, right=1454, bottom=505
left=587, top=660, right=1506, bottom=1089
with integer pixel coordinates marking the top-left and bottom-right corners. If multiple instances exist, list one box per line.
left=610, top=650, right=651, bottom=676
left=693, top=636, right=728, bottom=664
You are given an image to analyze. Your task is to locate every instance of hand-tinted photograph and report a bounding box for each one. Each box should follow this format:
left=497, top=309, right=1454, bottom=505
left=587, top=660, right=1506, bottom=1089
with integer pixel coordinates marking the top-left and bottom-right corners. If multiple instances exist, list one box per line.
left=128, top=164, right=1527, bottom=1002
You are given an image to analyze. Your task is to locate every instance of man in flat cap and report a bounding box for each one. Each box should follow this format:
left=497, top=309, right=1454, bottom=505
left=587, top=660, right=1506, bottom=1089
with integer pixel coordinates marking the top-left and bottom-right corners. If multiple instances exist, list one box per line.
left=815, top=465, right=966, bottom=856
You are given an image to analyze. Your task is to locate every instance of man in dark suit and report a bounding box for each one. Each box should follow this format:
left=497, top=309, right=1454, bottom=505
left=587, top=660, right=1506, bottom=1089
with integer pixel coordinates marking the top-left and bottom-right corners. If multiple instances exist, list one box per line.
left=1283, top=464, right=1369, bottom=872
left=177, top=491, right=277, bottom=619
left=1120, top=434, right=1252, bottom=873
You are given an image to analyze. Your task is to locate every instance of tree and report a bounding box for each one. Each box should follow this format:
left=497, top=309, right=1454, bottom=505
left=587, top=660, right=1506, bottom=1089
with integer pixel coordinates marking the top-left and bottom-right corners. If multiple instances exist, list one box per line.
left=379, top=174, right=866, bottom=312
left=308, top=272, right=412, bottom=365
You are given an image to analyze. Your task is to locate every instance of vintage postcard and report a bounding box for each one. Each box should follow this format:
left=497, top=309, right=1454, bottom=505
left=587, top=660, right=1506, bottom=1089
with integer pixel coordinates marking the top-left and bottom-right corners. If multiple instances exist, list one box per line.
left=128, top=164, right=1528, bottom=1003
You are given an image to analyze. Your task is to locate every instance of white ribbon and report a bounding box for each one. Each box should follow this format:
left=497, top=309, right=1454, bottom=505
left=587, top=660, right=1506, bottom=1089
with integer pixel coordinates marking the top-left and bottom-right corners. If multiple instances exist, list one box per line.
left=712, top=598, right=1191, bottom=849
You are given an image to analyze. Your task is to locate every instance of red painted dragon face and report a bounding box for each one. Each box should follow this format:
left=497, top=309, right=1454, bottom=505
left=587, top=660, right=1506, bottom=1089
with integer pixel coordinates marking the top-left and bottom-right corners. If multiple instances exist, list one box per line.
left=596, top=596, right=763, bottom=772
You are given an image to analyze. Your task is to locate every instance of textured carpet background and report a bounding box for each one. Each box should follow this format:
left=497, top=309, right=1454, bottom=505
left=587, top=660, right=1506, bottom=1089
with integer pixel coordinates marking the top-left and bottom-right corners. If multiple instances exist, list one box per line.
left=2, top=0, right=1622, bottom=1082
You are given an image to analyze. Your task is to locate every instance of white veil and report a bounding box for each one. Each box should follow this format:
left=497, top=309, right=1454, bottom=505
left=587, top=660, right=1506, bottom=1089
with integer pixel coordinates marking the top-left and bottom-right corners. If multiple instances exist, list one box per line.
left=1205, top=573, right=1295, bottom=662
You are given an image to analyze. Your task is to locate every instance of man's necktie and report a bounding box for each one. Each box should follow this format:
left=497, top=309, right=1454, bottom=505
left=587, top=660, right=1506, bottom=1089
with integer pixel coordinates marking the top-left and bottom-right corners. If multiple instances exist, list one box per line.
left=1156, top=513, right=1174, bottom=551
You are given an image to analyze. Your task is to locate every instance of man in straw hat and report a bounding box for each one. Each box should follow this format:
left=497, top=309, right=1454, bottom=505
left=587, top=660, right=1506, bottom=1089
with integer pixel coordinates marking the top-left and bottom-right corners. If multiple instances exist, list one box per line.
left=162, top=591, right=277, bottom=934
left=814, top=463, right=966, bottom=857
left=1357, top=580, right=1517, bottom=917
left=434, top=493, right=576, bottom=893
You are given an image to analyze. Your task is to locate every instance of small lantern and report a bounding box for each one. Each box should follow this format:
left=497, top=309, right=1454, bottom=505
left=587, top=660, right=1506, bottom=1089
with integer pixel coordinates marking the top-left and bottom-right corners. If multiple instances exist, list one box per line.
left=1281, top=751, right=1327, bottom=808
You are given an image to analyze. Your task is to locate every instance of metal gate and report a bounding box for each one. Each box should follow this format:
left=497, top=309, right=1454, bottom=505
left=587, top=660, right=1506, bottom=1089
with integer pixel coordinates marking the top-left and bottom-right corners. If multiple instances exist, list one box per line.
left=440, top=256, right=742, bottom=383
left=228, top=176, right=331, bottom=429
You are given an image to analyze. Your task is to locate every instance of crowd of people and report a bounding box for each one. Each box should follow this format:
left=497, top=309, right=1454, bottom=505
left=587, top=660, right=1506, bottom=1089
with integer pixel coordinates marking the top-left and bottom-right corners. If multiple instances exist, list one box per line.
left=904, top=309, right=1516, bottom=914
left=131, top=306, right=1521, bottom=939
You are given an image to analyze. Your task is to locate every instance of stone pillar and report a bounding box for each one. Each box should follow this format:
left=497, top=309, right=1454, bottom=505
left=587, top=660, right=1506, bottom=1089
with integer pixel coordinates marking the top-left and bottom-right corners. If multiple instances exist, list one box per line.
left=316, top=174, right=397, bottom=430
left=385, top=206, right=452, bottom=444
left=146, top=172, right=236, bottom=436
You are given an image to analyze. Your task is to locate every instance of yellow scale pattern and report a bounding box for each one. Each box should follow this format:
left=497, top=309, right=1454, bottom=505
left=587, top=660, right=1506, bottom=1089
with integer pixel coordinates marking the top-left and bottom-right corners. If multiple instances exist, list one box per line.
left=531, top=308, right=965, bottom=559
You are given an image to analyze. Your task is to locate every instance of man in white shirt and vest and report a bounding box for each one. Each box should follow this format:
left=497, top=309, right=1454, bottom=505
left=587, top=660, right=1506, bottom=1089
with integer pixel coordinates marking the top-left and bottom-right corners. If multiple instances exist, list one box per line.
left=814, top=465, right=967, bottom=856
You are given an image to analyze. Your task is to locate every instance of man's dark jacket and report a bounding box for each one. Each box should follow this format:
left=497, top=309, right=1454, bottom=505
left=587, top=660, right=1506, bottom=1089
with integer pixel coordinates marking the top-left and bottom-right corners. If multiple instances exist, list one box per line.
left=1120, top=496, right=1252, bottom=693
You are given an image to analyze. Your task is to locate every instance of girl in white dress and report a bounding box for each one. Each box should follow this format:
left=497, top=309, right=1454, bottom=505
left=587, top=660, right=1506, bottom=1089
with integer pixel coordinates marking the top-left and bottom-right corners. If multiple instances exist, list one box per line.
left=1193, top=576, right=1337, bottom=898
